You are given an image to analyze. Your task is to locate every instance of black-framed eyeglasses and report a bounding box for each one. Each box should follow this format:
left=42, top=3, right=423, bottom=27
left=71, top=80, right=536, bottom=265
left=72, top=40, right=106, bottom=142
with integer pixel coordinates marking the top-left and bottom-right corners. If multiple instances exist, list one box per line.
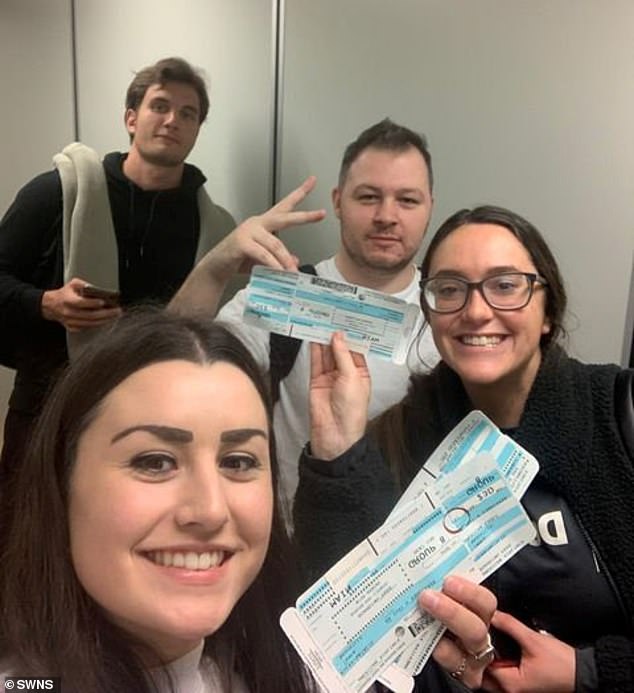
left=420, top=272, right=548, bottom=313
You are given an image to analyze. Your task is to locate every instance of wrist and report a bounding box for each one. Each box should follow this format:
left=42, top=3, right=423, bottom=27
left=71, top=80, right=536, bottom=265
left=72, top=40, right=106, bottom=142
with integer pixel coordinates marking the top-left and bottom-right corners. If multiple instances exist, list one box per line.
left=199, top=245, right=242, bottom=285
left=40, top=289, right=57, bottom=321
left=309, top=434, right=364, bottom=462
left=309, top=442, right=347, bottom=461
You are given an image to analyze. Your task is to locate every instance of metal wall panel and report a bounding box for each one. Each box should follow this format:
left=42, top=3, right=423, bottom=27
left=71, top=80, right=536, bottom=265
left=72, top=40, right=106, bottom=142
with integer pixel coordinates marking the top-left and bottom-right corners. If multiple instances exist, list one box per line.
left=0, top=0, right=75, bottom=429
left=74, top=0, right=275, bottom=222
left=0, top=0, right=275, bottom=429
left=278, top=0, right=634, bottom=364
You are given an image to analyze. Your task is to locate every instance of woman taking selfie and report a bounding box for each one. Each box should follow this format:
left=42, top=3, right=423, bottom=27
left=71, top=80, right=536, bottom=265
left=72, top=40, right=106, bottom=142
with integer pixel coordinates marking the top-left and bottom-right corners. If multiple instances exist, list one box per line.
left=294, top=206, right=634, bottom=692
left=0, top=310, right=315, bottom=692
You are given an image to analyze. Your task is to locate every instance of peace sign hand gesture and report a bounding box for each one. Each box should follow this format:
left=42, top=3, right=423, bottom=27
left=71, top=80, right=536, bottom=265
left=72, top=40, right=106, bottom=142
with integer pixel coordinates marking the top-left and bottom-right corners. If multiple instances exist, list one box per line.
left=170, top=176, right=326, bottom=315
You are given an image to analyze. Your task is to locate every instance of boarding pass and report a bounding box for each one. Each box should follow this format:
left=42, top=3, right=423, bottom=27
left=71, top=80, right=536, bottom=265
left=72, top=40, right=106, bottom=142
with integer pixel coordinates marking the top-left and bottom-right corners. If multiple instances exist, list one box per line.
left=281, top=449, right=537, bottom=692
left=392, top=410, right=538, bottom=515
left=387, top=411, right=539, bottom=679
left=243, top=266, right=420, bottom=364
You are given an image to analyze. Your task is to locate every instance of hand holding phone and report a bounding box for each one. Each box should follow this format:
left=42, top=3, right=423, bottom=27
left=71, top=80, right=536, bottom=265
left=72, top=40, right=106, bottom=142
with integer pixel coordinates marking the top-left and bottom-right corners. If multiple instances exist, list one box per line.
left=80, top=284, right=121, bottom=308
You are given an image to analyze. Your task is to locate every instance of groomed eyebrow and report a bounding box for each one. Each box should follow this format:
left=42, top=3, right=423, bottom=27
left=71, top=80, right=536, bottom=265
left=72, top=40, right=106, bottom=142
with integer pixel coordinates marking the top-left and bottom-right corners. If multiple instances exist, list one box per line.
left=431, top=265, right=526, bottom=278
left=111, top=425, right=193, bottom=445
left=220, top=428, right=268, bottom=444
left=111, top=425, right=268, bottom=446
left=354, top=184, right=424, bottom=196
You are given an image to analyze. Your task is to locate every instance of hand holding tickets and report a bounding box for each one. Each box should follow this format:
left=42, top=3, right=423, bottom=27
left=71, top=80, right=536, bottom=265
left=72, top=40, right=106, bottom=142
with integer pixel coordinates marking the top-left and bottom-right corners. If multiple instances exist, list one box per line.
left=281, top=411, right=539, bottom=693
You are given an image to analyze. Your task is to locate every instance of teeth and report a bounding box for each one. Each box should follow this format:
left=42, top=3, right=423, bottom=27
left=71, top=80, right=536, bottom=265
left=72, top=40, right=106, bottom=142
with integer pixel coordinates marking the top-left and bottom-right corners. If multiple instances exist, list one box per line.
left=150, top=550, right=224, bottom=571
left=461, top=335, right=501, bottom=347
left=198, top=553, right=212, bottom=570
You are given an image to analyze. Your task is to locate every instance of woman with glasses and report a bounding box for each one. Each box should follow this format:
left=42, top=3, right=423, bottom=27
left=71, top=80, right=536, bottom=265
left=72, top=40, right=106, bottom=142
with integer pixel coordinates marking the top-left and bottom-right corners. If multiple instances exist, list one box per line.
left=294, top=206, right=634, bottom=692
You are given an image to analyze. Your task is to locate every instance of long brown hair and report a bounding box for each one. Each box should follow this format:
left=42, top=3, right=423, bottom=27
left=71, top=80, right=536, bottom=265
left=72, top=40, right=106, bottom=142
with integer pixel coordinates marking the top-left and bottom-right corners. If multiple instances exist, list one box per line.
left=374, top=205, right=568, bottom=484
left=420, top=205, right=567, bottom=349
left=0, top=308, right=314, bottom=693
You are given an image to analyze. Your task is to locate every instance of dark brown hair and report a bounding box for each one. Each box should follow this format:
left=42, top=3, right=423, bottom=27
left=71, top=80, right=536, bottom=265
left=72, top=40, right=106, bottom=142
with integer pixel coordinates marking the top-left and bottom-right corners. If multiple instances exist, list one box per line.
left=420, top=205, right=567, bottom=349
left=0, top=308, right=314, bottom=693
left=125, top=56, right=210, bottom=123
left=373, top=206, right=568, bottom=485
left=338, top=118, right=434, bottom=191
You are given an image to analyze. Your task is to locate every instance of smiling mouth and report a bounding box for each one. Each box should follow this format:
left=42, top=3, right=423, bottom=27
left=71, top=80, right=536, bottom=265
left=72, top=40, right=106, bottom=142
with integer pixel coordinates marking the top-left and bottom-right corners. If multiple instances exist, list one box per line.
left=459, top=335, right=503, bottom=347
left=145, top=550, right=229, bottom=571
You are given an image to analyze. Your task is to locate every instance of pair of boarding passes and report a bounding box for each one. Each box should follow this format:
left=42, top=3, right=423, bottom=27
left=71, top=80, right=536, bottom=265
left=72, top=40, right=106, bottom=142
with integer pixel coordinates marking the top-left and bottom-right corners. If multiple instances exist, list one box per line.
left=243, top=266, right=420, bottom=364
left=281, top=411, right=539, bottom=692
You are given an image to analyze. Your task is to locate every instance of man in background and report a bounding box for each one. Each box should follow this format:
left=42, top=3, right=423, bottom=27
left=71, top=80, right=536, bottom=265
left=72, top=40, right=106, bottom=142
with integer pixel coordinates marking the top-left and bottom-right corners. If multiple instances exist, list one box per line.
left=171, top=119, right=439, bottom=516
left=0, top=56, right=235, bottom=479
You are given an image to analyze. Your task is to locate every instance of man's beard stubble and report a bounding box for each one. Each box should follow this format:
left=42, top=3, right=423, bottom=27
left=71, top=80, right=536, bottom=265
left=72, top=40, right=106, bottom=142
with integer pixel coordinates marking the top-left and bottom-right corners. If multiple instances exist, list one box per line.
left=340, top=234, right=417, bottom=277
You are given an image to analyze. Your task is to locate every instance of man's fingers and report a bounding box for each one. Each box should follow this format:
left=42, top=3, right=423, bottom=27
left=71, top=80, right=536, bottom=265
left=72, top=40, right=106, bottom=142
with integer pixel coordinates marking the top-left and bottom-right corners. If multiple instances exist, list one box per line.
left=76, top=296, right=114, bottom=310
left=209, top=194, right=322, bottom=271
left=261, top=175, right=325, bottom=229
left=62, top=307, right=120, bottom=318
left=271, top=176, right=318, bottom=213
left=261, top=209, right=326, bottom=233
left=67, top=277, right=89, bottom=291
left=210, top=221, right=294, bottom=272
left=242, top=242, right=293, bottom=271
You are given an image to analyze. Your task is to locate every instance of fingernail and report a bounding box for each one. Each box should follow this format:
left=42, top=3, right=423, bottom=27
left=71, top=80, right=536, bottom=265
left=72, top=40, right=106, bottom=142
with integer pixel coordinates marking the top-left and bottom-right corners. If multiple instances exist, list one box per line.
left=444, top=575, right=460, bottom=592
left=419, top=589, right=439, bottom=610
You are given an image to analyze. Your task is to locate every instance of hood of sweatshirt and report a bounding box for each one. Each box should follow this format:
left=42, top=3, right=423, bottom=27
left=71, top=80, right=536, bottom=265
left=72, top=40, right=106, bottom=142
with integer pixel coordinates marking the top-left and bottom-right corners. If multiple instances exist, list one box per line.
left=102, top=151, right=207, bottom=192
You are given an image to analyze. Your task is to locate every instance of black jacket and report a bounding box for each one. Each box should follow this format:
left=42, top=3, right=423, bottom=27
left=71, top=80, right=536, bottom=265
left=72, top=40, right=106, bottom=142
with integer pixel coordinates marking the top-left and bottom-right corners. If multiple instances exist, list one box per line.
left=295, top=348, right=634, bottom=692
left=0, top=152, right=217, bottom=413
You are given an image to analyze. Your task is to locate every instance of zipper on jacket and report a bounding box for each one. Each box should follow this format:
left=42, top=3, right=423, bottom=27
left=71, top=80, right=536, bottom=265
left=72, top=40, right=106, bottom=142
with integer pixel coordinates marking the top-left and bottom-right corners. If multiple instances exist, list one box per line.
left=574, top=511, right=629, bottom=624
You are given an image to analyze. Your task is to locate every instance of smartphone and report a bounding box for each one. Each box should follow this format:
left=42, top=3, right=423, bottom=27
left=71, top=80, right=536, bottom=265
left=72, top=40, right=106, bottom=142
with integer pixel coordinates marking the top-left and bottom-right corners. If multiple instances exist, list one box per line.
left=80, top=284, right=121, bottom=307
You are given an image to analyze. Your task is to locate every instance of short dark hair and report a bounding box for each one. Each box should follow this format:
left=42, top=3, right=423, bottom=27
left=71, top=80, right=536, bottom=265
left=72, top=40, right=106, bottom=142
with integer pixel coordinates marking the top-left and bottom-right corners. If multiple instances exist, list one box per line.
left=420, top=205, right=567, bottom=350
left=338, top=118, right=433, bottom=191
left=125, top=56, right=210, bottom=123
left=0, top=308, right=314, bottom=693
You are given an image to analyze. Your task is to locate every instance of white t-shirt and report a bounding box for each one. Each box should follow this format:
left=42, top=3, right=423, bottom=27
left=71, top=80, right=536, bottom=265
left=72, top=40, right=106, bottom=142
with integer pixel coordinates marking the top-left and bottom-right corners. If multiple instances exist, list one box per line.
left=216, top=257, right=439, bottom=515
left=149, top=641, right=248, bottom=693
left=1, top=643, right=248, bottom=693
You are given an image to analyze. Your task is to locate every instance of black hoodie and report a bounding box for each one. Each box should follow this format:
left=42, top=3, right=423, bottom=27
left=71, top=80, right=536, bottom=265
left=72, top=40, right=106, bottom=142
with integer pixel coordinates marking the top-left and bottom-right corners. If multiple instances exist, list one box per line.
left=102, top=152, right=205, bottom=304
left=0, top=152, right=223, bottom=413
